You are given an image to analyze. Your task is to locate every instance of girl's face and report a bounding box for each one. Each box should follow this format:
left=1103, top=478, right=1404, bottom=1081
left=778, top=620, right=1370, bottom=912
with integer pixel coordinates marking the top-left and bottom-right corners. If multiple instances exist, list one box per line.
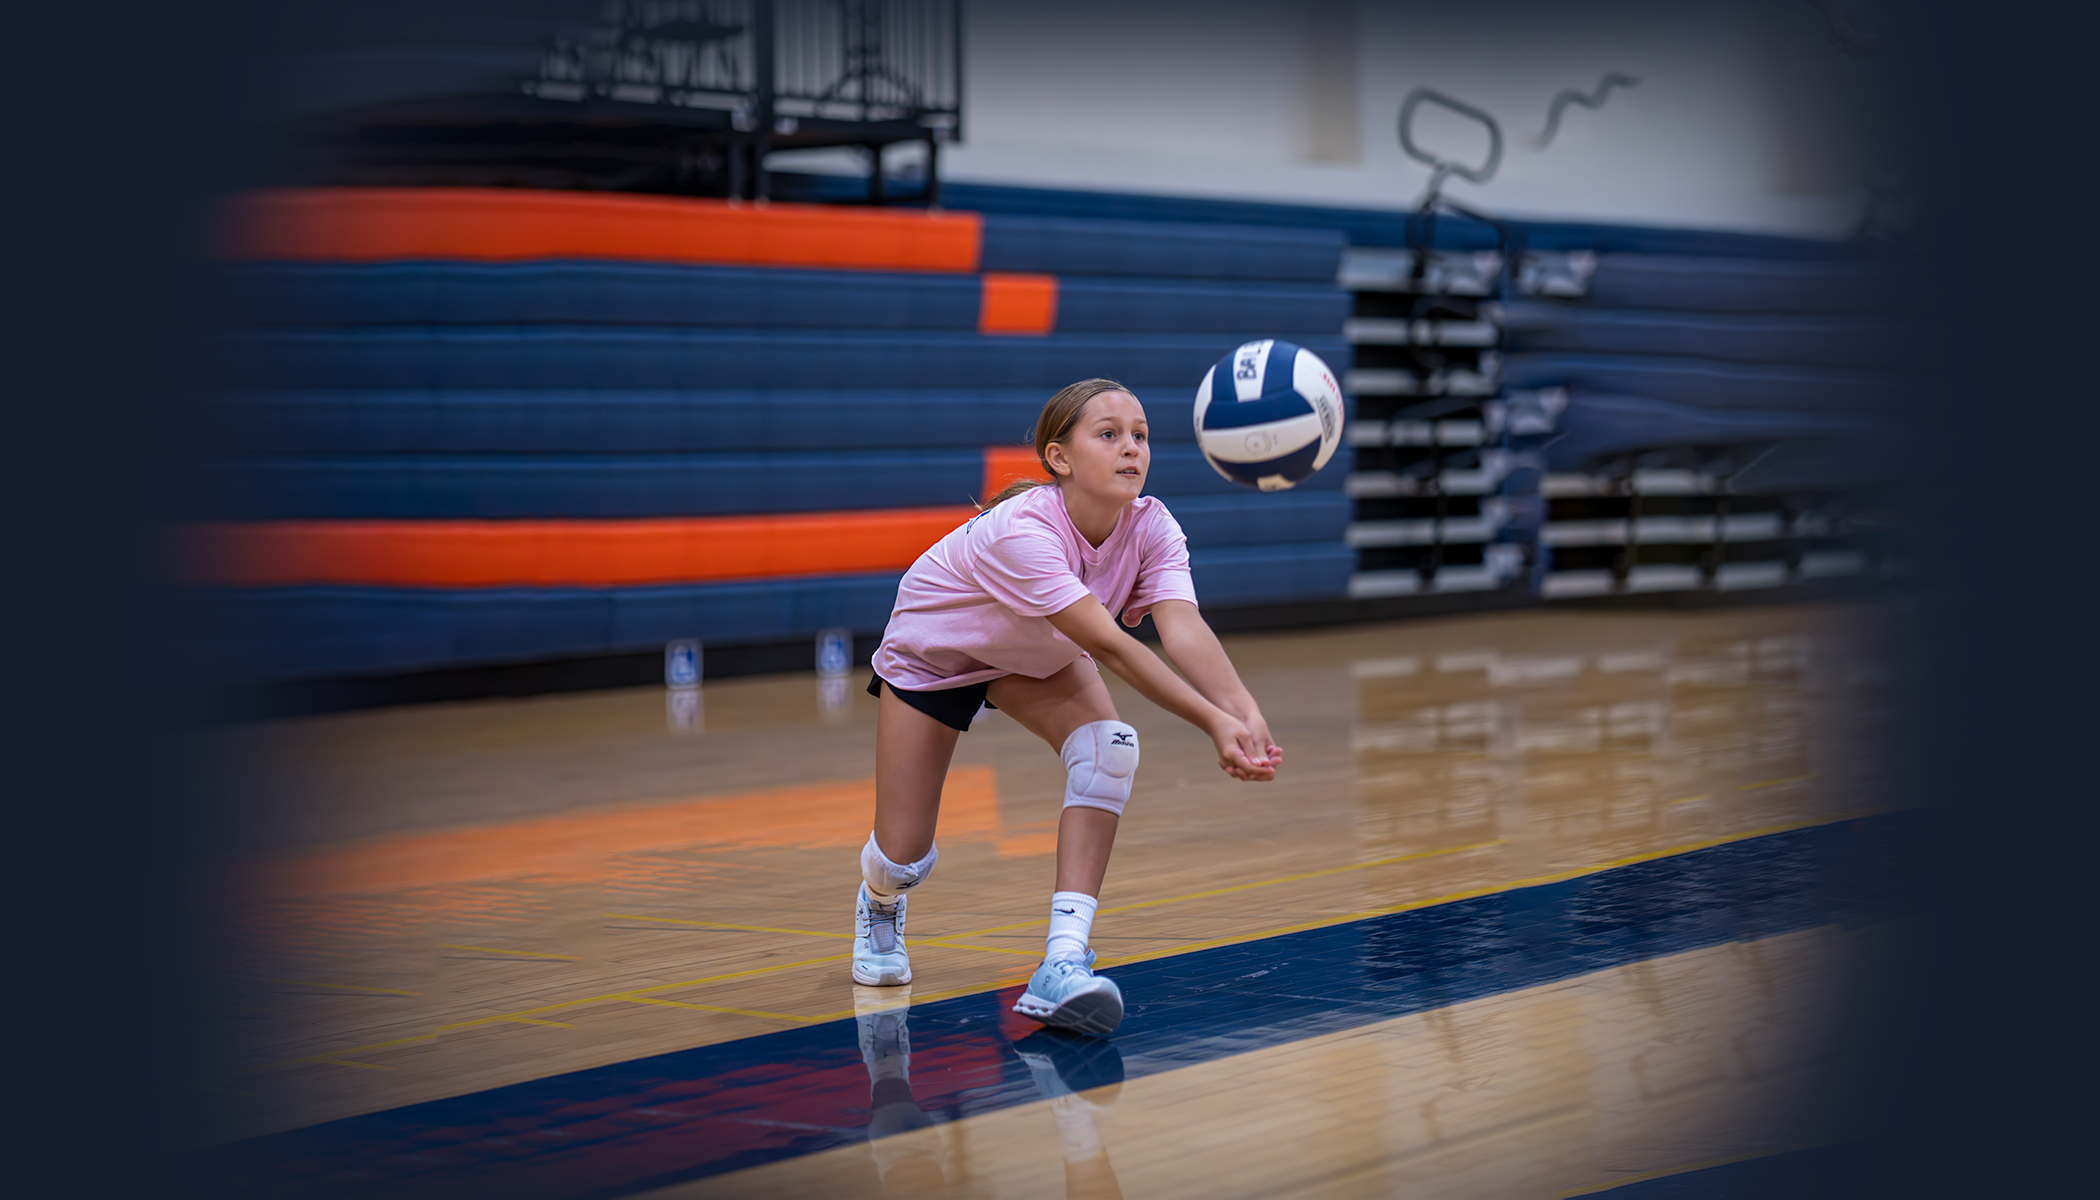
left=1048, top=391, right=1150, bottom=504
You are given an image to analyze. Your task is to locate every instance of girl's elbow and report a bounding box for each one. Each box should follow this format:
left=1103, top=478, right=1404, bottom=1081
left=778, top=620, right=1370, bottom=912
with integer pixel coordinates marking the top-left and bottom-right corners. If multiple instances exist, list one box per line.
left=1081, top=632, right=1139, bottom=671
left=1083, top=638, right=1131, bottom=669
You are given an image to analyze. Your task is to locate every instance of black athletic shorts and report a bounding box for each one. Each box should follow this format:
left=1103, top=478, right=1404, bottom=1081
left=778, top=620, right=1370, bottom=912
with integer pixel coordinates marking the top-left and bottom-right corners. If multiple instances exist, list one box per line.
left=867, top=672, right=997, bottom=733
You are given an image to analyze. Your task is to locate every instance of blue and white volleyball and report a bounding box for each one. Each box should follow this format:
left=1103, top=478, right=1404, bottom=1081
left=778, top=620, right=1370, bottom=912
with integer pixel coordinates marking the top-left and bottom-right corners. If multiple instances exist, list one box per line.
left=1193, top=339, right=1345, bottom=491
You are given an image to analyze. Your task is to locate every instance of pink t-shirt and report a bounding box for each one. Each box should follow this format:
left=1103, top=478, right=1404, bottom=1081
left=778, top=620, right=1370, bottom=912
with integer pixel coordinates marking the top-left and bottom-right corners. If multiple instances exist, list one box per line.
left=873, top=485, right=1198, bottom=691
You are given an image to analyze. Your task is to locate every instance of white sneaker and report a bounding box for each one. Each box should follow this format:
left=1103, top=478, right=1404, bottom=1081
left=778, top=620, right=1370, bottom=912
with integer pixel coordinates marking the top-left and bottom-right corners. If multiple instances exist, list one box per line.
left=1013, top=1027, right=1126, bottom=1105
left=1013, top=950, right=1124, bottom=1035
left=855, top=986, right=913, bottom=1069
left=853, top=884, right=912, bottom=986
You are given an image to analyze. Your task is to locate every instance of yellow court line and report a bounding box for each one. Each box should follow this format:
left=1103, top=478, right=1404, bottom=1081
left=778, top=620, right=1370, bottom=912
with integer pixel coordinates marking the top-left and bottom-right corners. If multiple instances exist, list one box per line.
left=599, top=913, right=1036, bottom=956
left=1092, top=807, right=1885, bottom=969
left=947, top=837, right=1510, bottom=940
left=1101, top=837, right=1511, bottom=917
left=313, top=1058, right=393, bottom=1072
left=242, top=1033, right=439, bottom=1074
left=262, top=807, right=1889, bottom=1071
left=620, top=836, right=1508, bottom=965
left=440, top=944, right=579, bottom=961
left=436, top=950, right=854, bottom=1028
left=802, top=974, right=1040, bottom=1022
left=1559, top=1143, right=1828, bottom=1196
left=1740, top=773, right=1816, bottom=791
left=1666, top=793, right=1711, bottom=806
left=264, top=978, right=421, bottom=996
left=605, top=913, right=851, bottom=939
left=619, top=995, right=819, bottom=1023
left=250, top=951, right=851, bottom=1071
left=609, top=913, right=1037, bottom=957
left=609, top=840, right=1504, bottom=950
left=910, top=938, right=1044, bottom=959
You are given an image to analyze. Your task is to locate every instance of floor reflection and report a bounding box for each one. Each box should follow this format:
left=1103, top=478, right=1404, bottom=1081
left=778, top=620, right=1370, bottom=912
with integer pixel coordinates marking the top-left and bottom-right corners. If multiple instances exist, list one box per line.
left=852, top=985, right=1128, bottom=1200
left=202, top=603, right=1895, bottom=1198
left=1012, top=1030, right=1126, bottom=1200
left=1345, top=621, right=1886, bottom=895
left=853, top=986, right=944, bottom=1195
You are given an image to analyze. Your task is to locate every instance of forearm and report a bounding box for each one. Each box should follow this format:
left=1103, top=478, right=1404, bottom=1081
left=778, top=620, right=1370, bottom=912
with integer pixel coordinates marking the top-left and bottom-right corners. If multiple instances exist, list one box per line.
left=1154, top=605, right=1261, bottom=720
left=1088, top=630, right=1230, bottom=733
left=1047, top=596, right=1273, bottom=779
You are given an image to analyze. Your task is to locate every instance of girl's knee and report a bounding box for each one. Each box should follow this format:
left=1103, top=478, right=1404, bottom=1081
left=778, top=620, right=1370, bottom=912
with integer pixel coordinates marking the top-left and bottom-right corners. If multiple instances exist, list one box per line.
left=1060, top=720, right=1139, bottom=817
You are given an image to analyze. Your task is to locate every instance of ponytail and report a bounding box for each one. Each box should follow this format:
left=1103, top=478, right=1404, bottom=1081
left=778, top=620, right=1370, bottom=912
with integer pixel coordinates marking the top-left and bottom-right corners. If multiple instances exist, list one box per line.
left=979, top=378, right=1134, bottom=509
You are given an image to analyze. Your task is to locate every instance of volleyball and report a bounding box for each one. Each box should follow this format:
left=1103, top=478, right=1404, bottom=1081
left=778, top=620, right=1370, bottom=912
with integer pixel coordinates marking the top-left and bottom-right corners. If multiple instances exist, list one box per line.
left=1193, top=339, right=1345, bottom=492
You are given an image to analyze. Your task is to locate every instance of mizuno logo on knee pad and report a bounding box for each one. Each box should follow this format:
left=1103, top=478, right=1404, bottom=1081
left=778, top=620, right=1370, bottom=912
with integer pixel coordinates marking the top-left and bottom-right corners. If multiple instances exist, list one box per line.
left=1060, top=720, right=1140, bottom=816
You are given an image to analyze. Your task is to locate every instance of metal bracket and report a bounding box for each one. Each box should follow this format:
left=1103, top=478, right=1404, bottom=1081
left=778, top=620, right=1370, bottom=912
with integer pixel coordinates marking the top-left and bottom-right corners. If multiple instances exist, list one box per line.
left=1398, top=89, right=1503, bottom=208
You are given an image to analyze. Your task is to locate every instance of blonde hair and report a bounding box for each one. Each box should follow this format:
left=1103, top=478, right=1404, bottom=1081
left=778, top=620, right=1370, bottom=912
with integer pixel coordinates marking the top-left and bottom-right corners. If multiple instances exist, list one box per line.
left=980, top=378, right=1135, bottom=509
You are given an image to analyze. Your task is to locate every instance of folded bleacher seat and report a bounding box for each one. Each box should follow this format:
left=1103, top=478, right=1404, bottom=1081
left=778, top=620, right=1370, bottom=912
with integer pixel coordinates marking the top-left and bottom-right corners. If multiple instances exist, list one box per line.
left=1504, top=303, right=1892, bottom=369
left=1506, top=353, right=1892, bottom=413
left=227, top=262, right=1348, bottom=336
left=233, top=327, right=1351, bottom=392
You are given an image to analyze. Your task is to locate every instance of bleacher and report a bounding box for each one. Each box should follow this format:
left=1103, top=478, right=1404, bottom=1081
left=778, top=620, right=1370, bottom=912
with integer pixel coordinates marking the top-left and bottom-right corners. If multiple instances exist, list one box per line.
left=1507, top=252, right=1892, bottom=597
left=195, top=179, right=1888, bottom=699
left=197, top=187, right=1353, bottom=689
left=840, top=179, right=1894, bottom=604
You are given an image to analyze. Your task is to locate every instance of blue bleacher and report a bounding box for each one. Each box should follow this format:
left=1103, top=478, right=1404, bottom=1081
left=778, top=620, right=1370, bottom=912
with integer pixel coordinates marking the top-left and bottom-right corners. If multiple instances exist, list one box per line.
left=1504, top=304, right=1890, bottom=369
left=212, top=204, right=1362, bottom=685
left=777, top=173, right=1862, bottom=260
left=211, top=444, right=1343, bottom=522
left=232, top=327, right=1351, bottom=391
left=212, top=177, right=1890, bottom=687
left=202, top=538, right=1354, bottom=686
left=1505, top=353, right=1889, bottom=414
left=211, top=389, right=1073, bottom=453
left=226, top=263, right=1348, bottom=335
left=1583, top=254, right=1880, bottom=313
left=1540, top=392, right=1876, bottom=473
left=980, top=215, right=1344, bottom=281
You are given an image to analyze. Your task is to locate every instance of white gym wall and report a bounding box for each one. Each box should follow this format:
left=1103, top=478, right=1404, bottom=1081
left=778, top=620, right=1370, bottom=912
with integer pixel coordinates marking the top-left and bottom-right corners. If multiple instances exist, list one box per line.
left=798, top=0, right=1877, bottom=238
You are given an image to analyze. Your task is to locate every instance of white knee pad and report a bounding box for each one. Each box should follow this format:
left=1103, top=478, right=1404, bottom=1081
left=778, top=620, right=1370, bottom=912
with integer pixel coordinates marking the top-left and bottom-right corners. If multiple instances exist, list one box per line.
left=862, top=833, right=938, bottom=898
left=1060, top=720, right=1140, bottom=816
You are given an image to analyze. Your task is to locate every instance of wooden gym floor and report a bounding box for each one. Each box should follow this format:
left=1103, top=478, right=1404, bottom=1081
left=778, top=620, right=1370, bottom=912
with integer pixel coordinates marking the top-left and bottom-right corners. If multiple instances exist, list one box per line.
left=204, top=602, right=1902, bottom=1197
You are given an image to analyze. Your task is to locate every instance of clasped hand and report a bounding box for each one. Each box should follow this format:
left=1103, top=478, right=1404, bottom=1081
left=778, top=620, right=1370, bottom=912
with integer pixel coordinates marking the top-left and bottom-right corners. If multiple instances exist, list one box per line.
left=1211, top=713, right=1282, bottom=782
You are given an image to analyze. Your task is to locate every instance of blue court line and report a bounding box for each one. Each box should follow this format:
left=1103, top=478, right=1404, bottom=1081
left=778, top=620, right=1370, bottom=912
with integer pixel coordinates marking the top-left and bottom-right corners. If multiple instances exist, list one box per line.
left=216, top=815, right=1906, bottom=1199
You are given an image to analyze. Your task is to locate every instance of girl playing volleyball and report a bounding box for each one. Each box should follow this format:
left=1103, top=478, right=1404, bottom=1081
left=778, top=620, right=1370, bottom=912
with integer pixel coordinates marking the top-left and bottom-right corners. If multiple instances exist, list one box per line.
left=851, top=378, right=1282, bottom=1035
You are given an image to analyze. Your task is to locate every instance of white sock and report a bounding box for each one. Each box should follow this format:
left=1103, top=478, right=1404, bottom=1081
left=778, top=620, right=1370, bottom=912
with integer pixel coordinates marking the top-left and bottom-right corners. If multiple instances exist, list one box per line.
left=1045, top=891, right=1098, bottom=963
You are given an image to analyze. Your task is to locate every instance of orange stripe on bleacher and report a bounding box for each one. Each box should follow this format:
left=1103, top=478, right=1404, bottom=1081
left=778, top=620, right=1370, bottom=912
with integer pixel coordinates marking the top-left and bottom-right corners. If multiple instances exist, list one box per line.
left=978, top=272, right=1058, bottom=334
left=223, top=187, right=984, bottom=273
left=982, top=445, right=1047, bottom=501
left=188, top=507, right=975, bottom=589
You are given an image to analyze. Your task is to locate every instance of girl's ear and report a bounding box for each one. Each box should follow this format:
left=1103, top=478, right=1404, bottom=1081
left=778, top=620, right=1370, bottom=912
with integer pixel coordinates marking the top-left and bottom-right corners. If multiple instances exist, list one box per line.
left=1042, top=440, right=1074, bottom=478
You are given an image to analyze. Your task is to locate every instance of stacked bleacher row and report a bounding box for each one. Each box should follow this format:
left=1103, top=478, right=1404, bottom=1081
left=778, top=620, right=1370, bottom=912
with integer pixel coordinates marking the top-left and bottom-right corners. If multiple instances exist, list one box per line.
left=1338, top=246, right=1547, bottom=598
left=1327, top=231, right=1884, bottom=602
left=856, top=180, right=1891, bottom=607
left=197, top=188, right=1355, bottom=686
left=1504, top=253, right=1890, bottom=597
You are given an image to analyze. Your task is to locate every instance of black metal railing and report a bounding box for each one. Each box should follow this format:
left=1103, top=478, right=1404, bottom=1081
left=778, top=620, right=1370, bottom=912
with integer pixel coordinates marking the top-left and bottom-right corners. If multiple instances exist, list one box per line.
left=528, top=1, right=760, bottom=110
left=514, top=0, right=960, bottom=199
left=773, top=0, right=960, bottom=131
